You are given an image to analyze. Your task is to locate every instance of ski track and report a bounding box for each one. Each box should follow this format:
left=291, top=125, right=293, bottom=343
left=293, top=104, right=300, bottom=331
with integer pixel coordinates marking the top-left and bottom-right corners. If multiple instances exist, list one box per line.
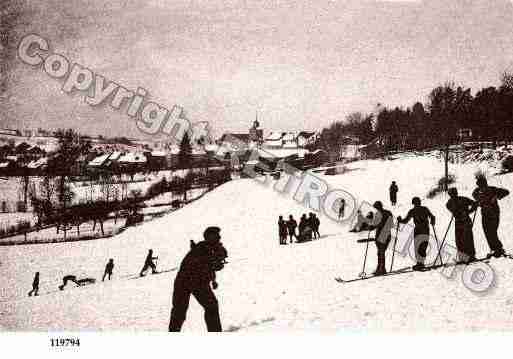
left=2, top=154, right=513, bottom=331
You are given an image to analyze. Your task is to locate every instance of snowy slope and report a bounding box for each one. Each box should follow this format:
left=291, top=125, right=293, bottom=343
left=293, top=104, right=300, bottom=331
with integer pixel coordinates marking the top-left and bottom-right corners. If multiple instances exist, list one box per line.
left=2, top=154, right=513, bottom=331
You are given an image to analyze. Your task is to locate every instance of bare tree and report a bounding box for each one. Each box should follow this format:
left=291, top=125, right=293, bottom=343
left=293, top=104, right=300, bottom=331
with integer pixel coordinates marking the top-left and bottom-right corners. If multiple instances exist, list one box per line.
left=501, top=71, right=513, bottom=90
left=99, top=174, right=115, bottom=203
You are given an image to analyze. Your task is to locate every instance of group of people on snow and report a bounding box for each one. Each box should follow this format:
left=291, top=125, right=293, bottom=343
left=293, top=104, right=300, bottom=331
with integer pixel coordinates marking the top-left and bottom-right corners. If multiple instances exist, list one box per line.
left=28, top=248, right=161, bottom=295
left=363, top=177, right=509, bottom=276
left=278, top=213, right=321, bottom=244
left=27, top=227, right=228, bottom=332
left=446, top=177, right=508, bottom=262
left=24, top=174, right=510, bottom=333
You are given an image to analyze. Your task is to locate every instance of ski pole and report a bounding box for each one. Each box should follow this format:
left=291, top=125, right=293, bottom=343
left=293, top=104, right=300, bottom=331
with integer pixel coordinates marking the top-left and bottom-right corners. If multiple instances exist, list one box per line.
left=471, top=207, right=479, bottom=227
left=431, top=222, right=441, bottom=264
left=433, top=216, right=454, bottom=266
left=389, top=220, right=400, bottom=272
left=359, top=230, right=371, bottom=278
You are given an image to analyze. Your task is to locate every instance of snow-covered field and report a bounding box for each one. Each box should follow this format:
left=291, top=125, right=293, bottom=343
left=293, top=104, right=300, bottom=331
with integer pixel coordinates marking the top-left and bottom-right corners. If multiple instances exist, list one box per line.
left=2, top=154, right=513, bottom=331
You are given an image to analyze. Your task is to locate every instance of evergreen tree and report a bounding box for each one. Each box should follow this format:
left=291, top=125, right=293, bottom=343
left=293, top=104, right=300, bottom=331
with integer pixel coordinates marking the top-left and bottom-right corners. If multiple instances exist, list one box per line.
left=178, top=132, right=193, bottom=168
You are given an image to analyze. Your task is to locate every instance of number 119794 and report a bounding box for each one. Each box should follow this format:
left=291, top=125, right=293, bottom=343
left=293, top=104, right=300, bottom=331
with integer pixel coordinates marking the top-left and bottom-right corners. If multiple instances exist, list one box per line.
left=50, top=338, right=80, bottom=347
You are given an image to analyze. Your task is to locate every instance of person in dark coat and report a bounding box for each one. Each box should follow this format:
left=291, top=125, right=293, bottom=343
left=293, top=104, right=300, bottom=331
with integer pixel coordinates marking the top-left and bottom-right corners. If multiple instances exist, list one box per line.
left=139, top=249, right=158, bottom=277
left=307, top=213, right=314, bottom=240
left=338, top=199, right=346, bottom=220
left=298, top=214, right=306, bottom=242
left=446, top=188, right=478, bottom=263
left=169, top=226, right=228, bottom=332
left=102, top=259, right=114, bottom=281
left=28, top=272, right=40, bottom=297
left=58, top=275, right=95, bottom=290
left=312, top=213, right=320, bottom=239
left=389, top=181, right=399, bottom=206
left=398, top=197, right=435, bottom=270
left=472, top=177, right=509, bottom=258
left=278, top=216, right=288, bottom=245
left=308, top=213, right=317, bottom=239
left=368, top=201, right=394, bottom=275
left=286, top=215, right=298, bottom=243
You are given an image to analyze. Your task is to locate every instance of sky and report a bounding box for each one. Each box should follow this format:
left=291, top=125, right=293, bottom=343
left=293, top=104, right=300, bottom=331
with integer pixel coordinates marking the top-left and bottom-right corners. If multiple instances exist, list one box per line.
left=2, top=0, right=513, bottom=139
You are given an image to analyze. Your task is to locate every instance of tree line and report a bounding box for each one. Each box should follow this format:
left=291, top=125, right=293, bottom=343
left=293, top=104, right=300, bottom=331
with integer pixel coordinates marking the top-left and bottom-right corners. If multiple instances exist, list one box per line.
left=316, top=72, right=513, bottom=155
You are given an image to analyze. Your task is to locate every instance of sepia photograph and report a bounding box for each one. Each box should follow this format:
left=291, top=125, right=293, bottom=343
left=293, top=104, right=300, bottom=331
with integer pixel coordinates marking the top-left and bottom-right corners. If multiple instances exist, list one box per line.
left=2, top=0, right=513, bottom=355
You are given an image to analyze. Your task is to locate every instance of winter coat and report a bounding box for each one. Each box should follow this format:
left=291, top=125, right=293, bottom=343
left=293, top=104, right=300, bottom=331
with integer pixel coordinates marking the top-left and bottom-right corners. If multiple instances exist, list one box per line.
left=472, top=186, right=509, bottom=217
left=176, top=240, right=228, bottom=286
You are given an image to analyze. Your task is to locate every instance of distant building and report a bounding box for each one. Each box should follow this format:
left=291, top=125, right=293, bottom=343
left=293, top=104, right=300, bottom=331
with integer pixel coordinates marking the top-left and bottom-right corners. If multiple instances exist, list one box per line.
left=297, top=132, right=317, bottom=147
left=0, top=128, right=20, bottom=136
left=263, top=132, right=285, bottom=148
left=219, top=133, right=252, bottom=152
left=264, top=131, right=318, bottom=149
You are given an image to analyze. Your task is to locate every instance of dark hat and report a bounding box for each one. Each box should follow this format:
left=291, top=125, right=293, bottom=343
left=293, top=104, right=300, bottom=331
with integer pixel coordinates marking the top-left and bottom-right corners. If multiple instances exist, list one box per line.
left=373, top=201, right=383, bottom=210
left=203, top=226, right=221, bottom=240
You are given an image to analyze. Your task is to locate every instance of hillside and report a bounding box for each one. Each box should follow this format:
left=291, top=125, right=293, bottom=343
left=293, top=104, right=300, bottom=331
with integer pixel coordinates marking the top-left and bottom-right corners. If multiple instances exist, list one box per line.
left=2, top=154, right=513, bottom=331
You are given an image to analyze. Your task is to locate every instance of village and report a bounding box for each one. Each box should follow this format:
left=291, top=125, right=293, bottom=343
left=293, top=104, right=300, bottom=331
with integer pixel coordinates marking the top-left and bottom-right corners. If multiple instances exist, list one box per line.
left=0, top=119, right=336, bottom=245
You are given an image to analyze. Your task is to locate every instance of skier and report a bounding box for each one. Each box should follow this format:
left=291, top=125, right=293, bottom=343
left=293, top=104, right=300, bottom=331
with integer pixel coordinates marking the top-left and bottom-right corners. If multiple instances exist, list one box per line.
left=286, top=215, right=298, bottom=244
left=139, top=249, right=158, bottom=277
left=28, top=272, right=39, bottom=297
left=368, top=201, right=394, bottom=275
left=472, top=177, right=509, bottom=258
left=389, top=181, right=398, bottom=206
left=338, top=199, right=346, bottom=220
left=446, top=188, right=478, bottom=263
left=59, top=275, right=96, bottom=290
left=102, top=258, right=114, bottom=281
left=169, top=226, right=228, bottom=332
left=398, top=197, right=436, bottom=271
left=312, top=213, right=320, bottom=239
left=278, top=216, right=288, bottom=245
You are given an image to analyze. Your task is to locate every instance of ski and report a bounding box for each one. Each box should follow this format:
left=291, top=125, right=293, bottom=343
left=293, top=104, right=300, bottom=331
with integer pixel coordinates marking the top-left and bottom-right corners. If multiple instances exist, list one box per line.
left=335, top=266, right=412, bottom=283
left=335, top=256, right=495, bottom=284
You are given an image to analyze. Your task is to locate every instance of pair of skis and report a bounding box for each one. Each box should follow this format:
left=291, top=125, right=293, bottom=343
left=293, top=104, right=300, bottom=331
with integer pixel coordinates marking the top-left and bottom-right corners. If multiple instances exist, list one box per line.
left=335, top=257, right=492, bottom=284
left=353, top=220, right=405, bottom=281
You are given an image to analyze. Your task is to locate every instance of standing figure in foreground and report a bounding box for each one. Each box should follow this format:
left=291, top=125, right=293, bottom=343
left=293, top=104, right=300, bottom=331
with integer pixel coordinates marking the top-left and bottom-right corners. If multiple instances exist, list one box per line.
left=472, top=177, right=509, bottom=258
left=139, top=249, right=158, bottom=277
left=28, top=272, right=40, bottom=297
left=278, top=216, right=288, bottom=245
left=368, top=201, right=394, bottom=275
left=398, top=197, right=436, bottom=271
left=446, top=188, right=478, bottom=263
left=286, top=215, right=298, bottom=244
left=389, top=181, right=399, bottom=206
left=102, top=258, right=115, bottom=281
left=169, top=226, right=228, bottom=332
